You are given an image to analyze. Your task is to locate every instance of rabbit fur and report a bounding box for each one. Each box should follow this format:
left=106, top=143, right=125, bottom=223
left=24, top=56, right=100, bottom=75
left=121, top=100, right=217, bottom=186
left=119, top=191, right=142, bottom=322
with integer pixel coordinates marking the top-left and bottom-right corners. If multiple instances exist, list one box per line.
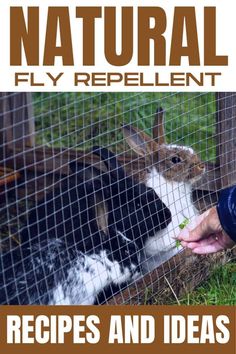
left=122, top=108, right=205, bottom=272
left=0, top=146, right=171, bottom=304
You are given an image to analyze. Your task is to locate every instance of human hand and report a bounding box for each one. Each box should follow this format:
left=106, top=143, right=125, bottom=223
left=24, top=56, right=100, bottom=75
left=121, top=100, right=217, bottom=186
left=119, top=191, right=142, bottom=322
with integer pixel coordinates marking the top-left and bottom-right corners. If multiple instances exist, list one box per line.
left=177, top=207, right=235, bottom=254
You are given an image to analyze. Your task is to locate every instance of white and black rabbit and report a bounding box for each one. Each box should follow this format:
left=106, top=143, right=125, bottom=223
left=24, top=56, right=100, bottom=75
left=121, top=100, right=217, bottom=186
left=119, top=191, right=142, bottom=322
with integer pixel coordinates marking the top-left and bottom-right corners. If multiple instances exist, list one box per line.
left=0, top=146, right=171, bottom=304
left=92, top=146, right=171, bottom=250
left=0, top=172, right=142, bottom=305
left=122, top=108, right=205, bottom=272
left=91, top=146, right=172, bottom=303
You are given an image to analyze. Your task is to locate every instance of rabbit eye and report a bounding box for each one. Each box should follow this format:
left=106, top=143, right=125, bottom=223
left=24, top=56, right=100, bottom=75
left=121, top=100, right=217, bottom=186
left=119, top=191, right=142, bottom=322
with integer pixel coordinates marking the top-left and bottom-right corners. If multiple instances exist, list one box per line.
left=136, top=202, right=141, bottom=208
left=171, top=156, right=182, bottom=164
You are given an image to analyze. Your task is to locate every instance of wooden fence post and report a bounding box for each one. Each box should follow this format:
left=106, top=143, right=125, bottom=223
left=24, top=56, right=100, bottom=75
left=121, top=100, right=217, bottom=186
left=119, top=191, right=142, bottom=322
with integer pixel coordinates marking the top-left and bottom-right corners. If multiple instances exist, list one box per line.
left=216, top=92, right=236, bottom=188
left=0, top=93, right=35, bottom=163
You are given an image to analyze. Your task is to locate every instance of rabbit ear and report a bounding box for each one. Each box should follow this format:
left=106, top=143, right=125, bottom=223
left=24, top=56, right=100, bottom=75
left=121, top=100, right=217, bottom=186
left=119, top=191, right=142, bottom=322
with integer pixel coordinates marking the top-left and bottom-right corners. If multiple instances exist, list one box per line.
left=92, top=146, right=126, bottom=181
left=70, top=160, right=80, bottom=173
left=70, top=161, right=102, bottom=181
left=153, top=107, right=166, bottom=145
left=122, top=125, right=159, bottom=157
left=70, top=161, right=92, bottom=175
left=84, top=177, right=110, bottom=234
left=94, top=193, right=109, bottom=234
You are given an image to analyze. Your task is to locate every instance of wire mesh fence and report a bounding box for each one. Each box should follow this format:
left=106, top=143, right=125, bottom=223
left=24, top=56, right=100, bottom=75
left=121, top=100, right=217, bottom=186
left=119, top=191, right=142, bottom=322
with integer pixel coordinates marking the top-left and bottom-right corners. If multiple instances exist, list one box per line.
left=0, top=92, right=235, bottom=305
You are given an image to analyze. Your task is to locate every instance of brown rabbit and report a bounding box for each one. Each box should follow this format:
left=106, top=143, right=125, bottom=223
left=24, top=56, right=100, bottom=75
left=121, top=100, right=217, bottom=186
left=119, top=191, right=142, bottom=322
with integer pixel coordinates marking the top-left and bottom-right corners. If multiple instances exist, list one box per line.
left=122, top=107, right=205, bottom=272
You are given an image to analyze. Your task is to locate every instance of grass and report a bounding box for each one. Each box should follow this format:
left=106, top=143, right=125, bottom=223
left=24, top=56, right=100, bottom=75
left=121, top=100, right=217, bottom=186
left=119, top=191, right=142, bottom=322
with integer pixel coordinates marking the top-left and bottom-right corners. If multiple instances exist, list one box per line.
left=33, top=92, right=217, bottom=161
left=167, top=262, right=236, bottom=306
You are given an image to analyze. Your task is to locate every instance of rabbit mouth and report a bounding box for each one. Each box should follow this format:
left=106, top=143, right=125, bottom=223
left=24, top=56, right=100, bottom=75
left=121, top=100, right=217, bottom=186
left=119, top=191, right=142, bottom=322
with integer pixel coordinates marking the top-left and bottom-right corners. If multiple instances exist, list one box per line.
left=188, top=165, right=206, bottom=184
left=188, top=174, right=202, bottom=184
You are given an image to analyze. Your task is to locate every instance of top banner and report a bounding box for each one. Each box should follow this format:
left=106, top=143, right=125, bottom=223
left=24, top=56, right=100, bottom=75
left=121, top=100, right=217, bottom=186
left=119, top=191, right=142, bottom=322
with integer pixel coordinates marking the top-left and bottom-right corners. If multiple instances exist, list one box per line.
left=1, top=1, right=235, bottom=91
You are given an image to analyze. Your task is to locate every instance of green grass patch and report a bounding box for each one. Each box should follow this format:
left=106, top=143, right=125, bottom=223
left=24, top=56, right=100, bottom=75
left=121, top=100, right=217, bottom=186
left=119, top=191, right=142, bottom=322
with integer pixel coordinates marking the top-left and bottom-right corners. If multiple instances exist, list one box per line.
left=172, top=262, right=236, bottom=305
left=33, top=92, right=217, bottom=161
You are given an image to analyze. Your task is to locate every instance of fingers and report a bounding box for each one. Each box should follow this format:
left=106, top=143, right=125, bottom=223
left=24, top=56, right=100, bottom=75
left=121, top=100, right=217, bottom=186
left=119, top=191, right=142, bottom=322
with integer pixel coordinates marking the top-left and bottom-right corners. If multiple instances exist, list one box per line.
left=177, top=210, right=211, bottom=242
left=189, top=243, right=224, bottom=254
left=180, top=233, right=227, bottom=254
left=177, top=207, right=223, bottom=244
left=181, top=234, right=217, bottom=249
left=174, top=215, right=203, bottom=240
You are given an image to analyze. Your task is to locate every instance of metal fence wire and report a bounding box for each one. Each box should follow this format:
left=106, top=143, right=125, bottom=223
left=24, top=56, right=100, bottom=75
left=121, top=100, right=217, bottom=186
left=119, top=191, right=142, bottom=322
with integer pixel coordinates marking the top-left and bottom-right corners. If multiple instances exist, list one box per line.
left=0, top=92, right=235, bottom=305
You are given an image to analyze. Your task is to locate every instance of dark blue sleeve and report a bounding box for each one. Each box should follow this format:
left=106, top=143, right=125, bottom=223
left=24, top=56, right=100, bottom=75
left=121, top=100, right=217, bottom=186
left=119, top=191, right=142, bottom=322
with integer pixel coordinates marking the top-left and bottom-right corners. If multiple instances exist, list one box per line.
left=216, top=186, right=236, bottom=243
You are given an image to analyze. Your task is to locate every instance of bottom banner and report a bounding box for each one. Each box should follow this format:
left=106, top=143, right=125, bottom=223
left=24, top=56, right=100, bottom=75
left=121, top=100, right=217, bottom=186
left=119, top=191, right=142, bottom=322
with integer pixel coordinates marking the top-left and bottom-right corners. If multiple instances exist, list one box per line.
left=0, top=306, right=235, bottom=354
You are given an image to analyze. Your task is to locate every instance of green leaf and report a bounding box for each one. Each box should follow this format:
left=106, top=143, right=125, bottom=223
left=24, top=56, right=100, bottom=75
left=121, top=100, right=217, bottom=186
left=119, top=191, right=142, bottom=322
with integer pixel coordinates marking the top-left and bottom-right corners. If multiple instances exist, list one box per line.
left=175, top=240, right=181, bottom=248
left=179, top=218, right=190, bottom=230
